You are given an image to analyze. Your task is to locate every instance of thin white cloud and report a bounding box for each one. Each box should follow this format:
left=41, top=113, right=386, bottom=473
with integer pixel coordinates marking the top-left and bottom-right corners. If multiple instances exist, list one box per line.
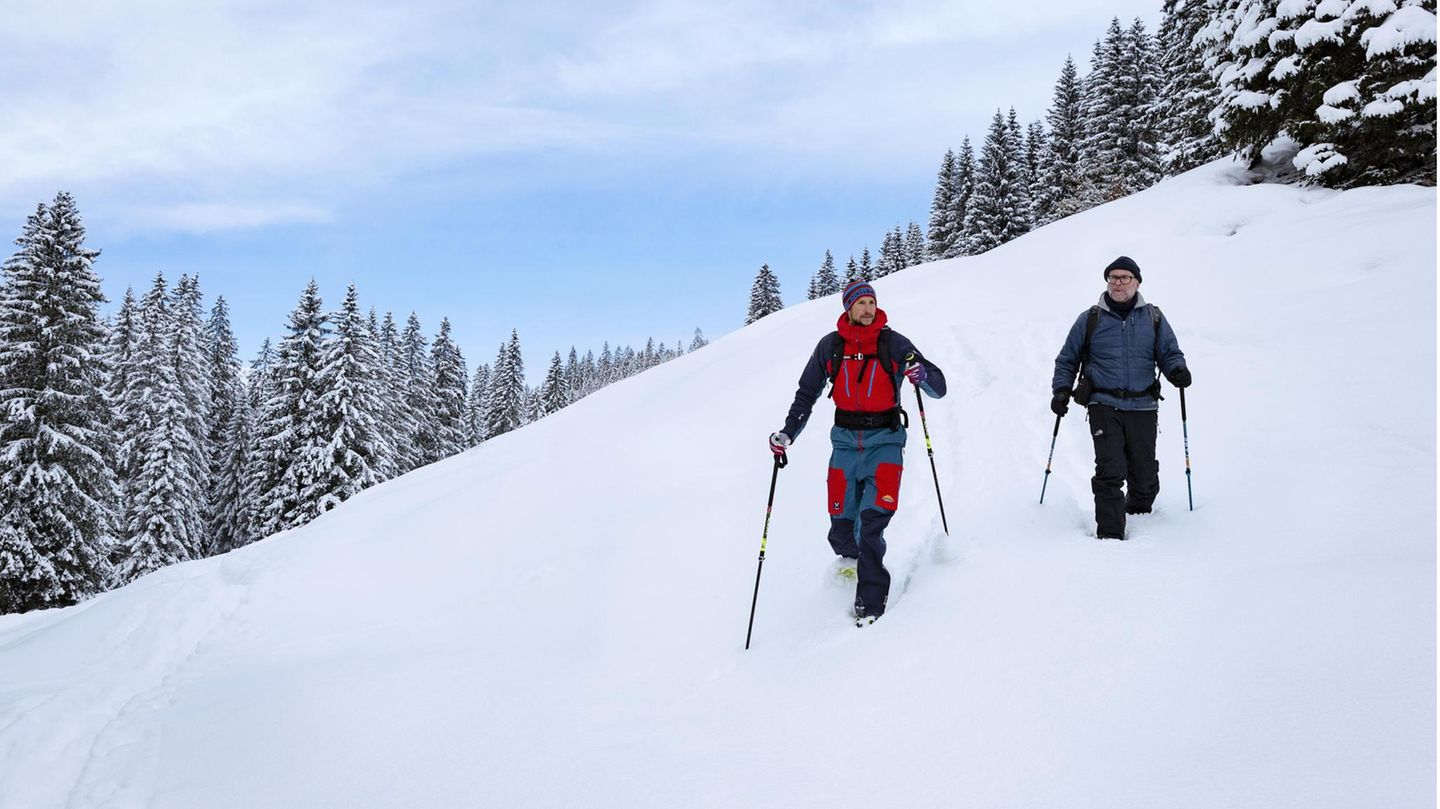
left=0, top=0, right=1162, bottom=232
left=122, top=201, right=335, bottom=234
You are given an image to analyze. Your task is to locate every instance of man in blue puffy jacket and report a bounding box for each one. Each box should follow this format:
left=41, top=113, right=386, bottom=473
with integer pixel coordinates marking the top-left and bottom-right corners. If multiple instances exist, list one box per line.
left=769, top=280, right=946, bottom=623
left=1051, top=257, right=1190, bottom=540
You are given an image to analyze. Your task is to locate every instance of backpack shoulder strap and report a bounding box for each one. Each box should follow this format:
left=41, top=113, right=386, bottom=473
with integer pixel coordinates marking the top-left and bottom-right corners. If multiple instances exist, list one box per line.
left=1080, top=305, right=1100, bottom=366
left=1149, top=305, right=1163, bottom=359
left=825, top=331, right=844, bottom=396
left=877, top=327, right=895, bottom=373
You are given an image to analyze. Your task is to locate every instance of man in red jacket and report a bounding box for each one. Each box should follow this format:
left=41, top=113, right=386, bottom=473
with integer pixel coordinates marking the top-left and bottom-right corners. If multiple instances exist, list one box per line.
left=769, top=281, right=946, bottom=624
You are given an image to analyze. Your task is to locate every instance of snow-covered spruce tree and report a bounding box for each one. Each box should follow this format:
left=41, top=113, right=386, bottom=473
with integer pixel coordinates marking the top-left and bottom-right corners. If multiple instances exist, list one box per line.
left=485, top=331, right=526, bottom=439
left=400, top=313, right=436, bottom=469
left=203, top=296, right=244, bottom=553
left=598, top=342, right=613, bottom=388
left=237, top=339, right=275, bottom=543
left=563, top=347, right=580, bottom=406
left=1038, top=55, right=1088, bottom=223
left=1119, top=17, right=1166, bottom=192
left=859, top=248, right=873, bottom=279
left=1333, top=0, right=1436, bottom=186
left=252, top=280, right=329, bottom=536
left=904, top=222, right=926, bottom=266
left=467, top=362, right=490, bottom=445
left=1209, top=0, right=1439, bottom=186
left=689, top=328, right=708, bottom=352
left=927, top=149, right=959, bottom=259
left=876, top=227, right=902, bottom=277
left=1157, top=0, right=1225, bottom=174
left=210, top=381, right=255, bottom=555
left=540, top=352, right=567, bottom=417
left=306, top=283, right=387, bottom=514
left=963, top=110, right=1032, bottom=254
left=949, top=137, right=977, bottom=255
left=429, top=317, right=468, bottom=460
left=809, top=250, right=840, bottom=300
left=107, top=287, right=139, bottom=501
left=0, top=195, right=116, bottom=612
left=843, top=256, right=862, bottom=286
left=114, top=273, right=201, bottom=584
left=1080, top=24, right=1130, bottom=203
left=1006, top=108, right=1036, bottom=234
left=168, top=275, right=211, bottom=557
left=1024, top=119, right=1048, bottom=208
left=375, top=312, right=412, bottom=477
left=744, top=264, right=783, bottom=324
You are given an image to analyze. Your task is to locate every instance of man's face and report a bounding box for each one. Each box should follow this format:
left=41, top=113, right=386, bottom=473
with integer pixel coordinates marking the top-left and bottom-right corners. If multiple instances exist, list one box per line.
left=1106, top=271, right=1139, bottom=303
left=848, top=296, right=877, bottom=325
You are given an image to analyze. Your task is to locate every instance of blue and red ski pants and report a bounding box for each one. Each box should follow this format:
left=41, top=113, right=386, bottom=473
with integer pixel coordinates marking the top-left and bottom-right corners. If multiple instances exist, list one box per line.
left=825, top=425, right=905, bottom=616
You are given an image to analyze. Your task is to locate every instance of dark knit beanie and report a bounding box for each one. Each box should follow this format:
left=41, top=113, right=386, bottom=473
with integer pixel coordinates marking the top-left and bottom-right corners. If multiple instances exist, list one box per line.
left=842, top=280, right=877, bottom=310
left=1104, top=256, right=1142, bottom=283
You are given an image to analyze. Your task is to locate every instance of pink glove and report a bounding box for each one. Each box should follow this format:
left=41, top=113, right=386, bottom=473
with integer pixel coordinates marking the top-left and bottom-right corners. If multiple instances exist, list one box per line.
left=903, top=361, right=927, bottom=386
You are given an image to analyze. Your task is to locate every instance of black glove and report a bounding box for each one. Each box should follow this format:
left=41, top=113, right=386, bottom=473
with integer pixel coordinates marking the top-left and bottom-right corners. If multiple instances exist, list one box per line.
left=1165, top=366, right=1191, bottom=388
left=1050, top=389, right=1070, bottom=416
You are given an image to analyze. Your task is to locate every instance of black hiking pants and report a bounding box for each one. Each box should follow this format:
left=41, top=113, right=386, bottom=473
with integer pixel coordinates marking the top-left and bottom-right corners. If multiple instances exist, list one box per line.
left=1087, top=404, right=1158, bottom=537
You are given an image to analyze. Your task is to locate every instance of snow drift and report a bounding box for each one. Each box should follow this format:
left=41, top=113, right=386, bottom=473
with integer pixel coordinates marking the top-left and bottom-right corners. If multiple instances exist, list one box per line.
left=0, top=159, right=1434, bottom=809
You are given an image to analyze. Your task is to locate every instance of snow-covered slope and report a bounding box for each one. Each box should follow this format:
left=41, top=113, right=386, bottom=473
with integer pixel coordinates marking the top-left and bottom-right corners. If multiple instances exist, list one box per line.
left=1, top=161, right=1434, bottom=809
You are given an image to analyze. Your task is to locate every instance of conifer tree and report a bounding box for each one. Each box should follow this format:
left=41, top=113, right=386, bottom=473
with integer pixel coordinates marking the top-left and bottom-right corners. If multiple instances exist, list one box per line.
left=486, top=331, right=526, bottom=438
left=204, top=296, right=243, bottom=554
left=877, top=228, right=903, bottom=277
left=950, top=137, right=977, bottom=255
left=252, top=281, right=329, bottom=536
left=429, top=318, right=468, bottom=460
left=0, top=195, right=116, bottom=611
left=927, top=149, right=959, bottom=259
left=1157, top=0, right=1224, bottom=174
left=1080, top=22, right=1131, bottom=202
left=744, top=264, right=783, bottom=324
left=1119, top=18, right=1165, bottom=192
left=904, top=222, right=926, bottom=267
left=467, top=363, right=490, bottom=445
left=540, top=352, right=567, bottom=417
left=115, top=273, right=202, bottom=584
left=964, top=110, right=1032, bottom=254
left=168, top=275, right=212, bottom=557
left=1024, top=119, right=1048, bottom=207
left=809, top=250, right=840, bottom=299
left=306, top=283, right=386, bottom=512
left=107, top=287, right=140, bottom=501
left=375, top=312, right=411, bottom=477
left=859, top=248, right=873, bottom=279
left=400, top=313, right=435, bottom=470
left=1038, top=55, right=1088, bottom=223
left=238, top=339, right=275, bottom=542
left=1006, top=108, right=1036, bottom=233
left=689, top=328, right=708, bottom=352
left=843, top=256, right=861, bottom=286
left=1205, top=0, right=1436, bottom=186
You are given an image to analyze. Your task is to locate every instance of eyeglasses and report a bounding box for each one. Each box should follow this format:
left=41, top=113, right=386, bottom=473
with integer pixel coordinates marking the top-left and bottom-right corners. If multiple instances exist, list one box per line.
left=1106, top=274, right=1137, bottom=285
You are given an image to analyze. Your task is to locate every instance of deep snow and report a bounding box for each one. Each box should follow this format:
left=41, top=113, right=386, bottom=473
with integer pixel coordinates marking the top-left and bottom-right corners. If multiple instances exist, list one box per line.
left=0, top=159, right=1434, bottom=809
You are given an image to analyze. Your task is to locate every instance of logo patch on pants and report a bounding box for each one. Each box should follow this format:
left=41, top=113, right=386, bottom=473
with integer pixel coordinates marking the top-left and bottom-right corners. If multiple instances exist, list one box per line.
left=874, top=462, right=902, bottom=511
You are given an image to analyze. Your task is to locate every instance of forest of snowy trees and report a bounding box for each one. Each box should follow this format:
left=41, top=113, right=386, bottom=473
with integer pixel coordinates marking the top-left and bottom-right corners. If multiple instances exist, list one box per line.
left=0, top=194, right=707, bottom=614
left=745, top=0, right=1435, bottom=309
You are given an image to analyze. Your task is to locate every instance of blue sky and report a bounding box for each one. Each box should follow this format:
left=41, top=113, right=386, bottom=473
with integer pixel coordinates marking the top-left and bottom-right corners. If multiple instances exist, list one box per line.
left=0, top=0, right=1160, bottom=374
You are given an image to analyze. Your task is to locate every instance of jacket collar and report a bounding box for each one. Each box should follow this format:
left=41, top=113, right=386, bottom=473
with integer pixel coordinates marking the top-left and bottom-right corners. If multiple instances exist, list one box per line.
left=1097, top=291, right=1146, bottom=314
left=836, top=308, right=889, bottom=344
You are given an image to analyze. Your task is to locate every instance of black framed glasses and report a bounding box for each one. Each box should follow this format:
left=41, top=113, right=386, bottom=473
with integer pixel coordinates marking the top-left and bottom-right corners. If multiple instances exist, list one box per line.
left=1106, top=274, right=1136, bottom=285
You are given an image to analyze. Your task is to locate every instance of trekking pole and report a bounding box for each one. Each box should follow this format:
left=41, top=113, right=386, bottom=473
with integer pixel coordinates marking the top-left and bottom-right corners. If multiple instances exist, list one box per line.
left=906, top=354, right=949, bottom=535
left=1180, top=387, right=1194, bottom=511
left=745, top=450, right=787, bottom=650
left=1040, top=413, right=1062, bottom=504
